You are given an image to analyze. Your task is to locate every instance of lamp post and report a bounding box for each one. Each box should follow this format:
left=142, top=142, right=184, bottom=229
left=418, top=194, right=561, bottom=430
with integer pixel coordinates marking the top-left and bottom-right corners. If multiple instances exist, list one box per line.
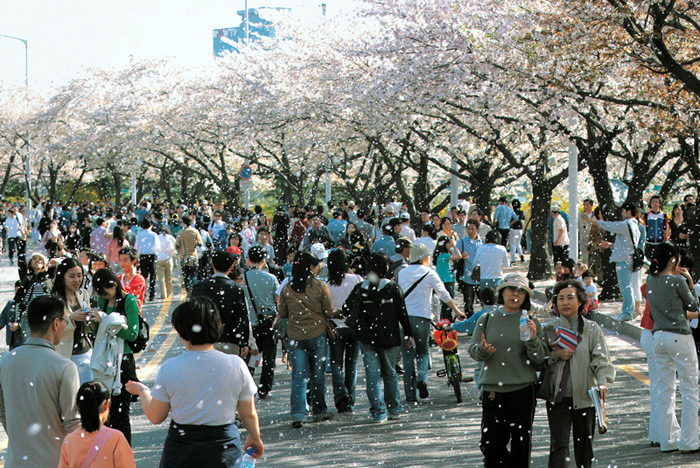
left=2, top=34, right=30, bottom=219
left=0, top=34, right=28, bottom=87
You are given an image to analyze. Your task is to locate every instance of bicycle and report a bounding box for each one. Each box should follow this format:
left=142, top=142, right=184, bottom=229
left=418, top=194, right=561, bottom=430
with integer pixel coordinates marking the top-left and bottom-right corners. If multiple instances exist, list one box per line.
left=432, top=319, right=470, bottom=403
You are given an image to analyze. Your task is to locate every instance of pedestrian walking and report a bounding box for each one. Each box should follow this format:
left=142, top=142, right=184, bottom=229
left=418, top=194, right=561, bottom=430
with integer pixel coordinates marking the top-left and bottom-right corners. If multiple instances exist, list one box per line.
left=647, top=242, right=700, bottom=453
left=59, top=381, right=136, bottom=468
left=126, top=297, right=264, bottom=467
left=90, top=268, right=141, bottom=445
left=278, top=251, right=335, bottom=428
left=468, top=274, right=547, bottom=468
left=397, top=243, right=464, bottom=401
left=325, top=248, right=363, bottom=414
left=135, top=218, right=160, bottom=302
left=0, top=295, right=80, bottom=467
left=344, top=252, right=414, bottom=423
left=543, top=280, right=615, bottom=468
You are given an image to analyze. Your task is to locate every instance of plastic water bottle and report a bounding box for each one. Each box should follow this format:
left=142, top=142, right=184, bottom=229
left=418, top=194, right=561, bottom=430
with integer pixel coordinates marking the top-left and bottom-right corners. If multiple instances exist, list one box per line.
left=241, top=448, right=256, bottom=468
left=519, top=311, right=530, bottom=341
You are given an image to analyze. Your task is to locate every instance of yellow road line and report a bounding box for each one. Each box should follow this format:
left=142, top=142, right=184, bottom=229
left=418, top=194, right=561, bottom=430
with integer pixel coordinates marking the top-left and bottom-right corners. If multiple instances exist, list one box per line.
left=139, top=290, right=186, bottom=382
left=148, top=296, right=173, bottom=337
left=619, top=364, right=650, bottom=386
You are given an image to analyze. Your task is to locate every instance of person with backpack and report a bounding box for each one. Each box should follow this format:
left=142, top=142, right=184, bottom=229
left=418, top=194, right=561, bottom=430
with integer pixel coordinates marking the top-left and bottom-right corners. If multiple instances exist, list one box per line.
left=343, top=252, right=413, bottom=423
left=451, top=219, right=483, bottom=318
left=642, top=195, right=669, bottom=262
left=89, top=268, right=141, bottom=445
left=585, top=203, right=641, bottom=322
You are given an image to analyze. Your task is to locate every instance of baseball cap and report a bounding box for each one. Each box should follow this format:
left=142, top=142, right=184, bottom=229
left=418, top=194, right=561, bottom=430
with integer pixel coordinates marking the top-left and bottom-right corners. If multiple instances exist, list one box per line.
left=310, top=242, right=329, bottom=260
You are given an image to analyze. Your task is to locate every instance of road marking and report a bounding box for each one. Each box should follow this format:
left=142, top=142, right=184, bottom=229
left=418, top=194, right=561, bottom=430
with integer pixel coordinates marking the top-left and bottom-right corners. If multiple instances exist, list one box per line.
left=138, top=289, right=186, bottom=382
left=618, top=364, right=650, bottom=386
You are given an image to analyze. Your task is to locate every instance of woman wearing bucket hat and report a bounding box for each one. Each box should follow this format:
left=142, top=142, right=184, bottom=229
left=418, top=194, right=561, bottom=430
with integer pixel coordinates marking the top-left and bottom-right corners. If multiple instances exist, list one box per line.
left=468, top=273, right=547, bottom=468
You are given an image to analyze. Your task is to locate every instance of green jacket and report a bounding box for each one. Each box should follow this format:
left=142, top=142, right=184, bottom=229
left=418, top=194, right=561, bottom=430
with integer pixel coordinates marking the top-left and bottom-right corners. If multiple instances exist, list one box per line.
left=96, top=294, right=139, bottom=354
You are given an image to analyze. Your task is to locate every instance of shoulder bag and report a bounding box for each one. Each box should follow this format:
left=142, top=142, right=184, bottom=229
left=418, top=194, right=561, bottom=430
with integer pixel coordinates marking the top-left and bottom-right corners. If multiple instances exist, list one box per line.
left=402, top=271, right=430, bottom=299
left=80, top=425, right=117, bottom=468
left=627, top=222, right=645, bottom=272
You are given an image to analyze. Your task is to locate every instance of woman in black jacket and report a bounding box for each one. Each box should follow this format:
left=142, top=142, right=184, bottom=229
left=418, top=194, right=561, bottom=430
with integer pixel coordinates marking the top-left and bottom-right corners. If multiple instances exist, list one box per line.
left=344, top=252, right=414, bottom=423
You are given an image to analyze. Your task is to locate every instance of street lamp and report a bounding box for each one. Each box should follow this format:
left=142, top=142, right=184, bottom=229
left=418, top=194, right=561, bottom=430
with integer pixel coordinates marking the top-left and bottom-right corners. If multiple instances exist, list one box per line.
left=0, top=34, right=28, bottom=87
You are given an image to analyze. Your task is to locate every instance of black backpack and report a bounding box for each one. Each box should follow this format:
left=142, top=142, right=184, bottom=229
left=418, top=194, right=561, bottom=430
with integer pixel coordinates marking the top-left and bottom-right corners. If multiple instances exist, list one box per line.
left=128, top=315, right=150, bottom=353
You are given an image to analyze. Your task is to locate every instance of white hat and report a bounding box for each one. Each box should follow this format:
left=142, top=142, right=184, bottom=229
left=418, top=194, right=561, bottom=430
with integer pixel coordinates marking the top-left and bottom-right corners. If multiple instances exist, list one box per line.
left=384, top=205, right=395, bottom=214
left=310, top=242, right=328, bottom=260
left=496, top=273, right=533, bottom=297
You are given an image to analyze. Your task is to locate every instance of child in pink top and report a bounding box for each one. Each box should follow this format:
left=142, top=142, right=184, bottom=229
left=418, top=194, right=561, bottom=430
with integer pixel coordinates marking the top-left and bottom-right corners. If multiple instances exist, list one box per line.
left=59, top=381, right=135, bottom=468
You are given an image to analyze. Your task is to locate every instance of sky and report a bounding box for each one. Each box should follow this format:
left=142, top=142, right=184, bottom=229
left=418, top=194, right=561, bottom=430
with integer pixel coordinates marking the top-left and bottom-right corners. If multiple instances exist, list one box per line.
left=0, top=0, right=354, bottom=92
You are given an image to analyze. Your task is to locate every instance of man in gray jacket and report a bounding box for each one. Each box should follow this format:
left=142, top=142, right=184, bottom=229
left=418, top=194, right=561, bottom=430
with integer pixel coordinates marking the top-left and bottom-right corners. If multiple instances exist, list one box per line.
left=587, top=202, right=640, bottom=321
left=0, top=295, right=80, bottom=467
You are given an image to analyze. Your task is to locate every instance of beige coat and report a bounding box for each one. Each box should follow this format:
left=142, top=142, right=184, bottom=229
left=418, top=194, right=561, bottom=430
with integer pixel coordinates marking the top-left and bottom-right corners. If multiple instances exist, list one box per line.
left=544, top=316, right=615, bottom=409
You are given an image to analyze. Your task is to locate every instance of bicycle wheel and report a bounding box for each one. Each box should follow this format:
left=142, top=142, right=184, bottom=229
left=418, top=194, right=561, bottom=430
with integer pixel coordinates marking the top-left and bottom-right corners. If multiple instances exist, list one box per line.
left=449, top=359, right=462, bottom=403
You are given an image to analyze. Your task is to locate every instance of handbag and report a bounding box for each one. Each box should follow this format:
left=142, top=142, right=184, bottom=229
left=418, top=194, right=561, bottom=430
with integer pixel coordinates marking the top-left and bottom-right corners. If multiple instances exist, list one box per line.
left=470, top=266, right=481, bottom=283
left=627, top=222, right=645, bottom=272
left=535, top=365, right=552, bottom=400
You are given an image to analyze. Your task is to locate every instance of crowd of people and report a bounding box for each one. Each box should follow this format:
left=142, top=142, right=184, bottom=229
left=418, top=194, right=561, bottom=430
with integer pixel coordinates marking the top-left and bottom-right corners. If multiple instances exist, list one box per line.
left=0, top=192, right=697, bottom=466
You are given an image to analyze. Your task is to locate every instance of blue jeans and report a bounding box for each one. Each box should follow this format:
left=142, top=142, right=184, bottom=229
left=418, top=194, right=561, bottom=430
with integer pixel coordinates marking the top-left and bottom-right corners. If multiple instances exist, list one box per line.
left=329, top=327, right=359, bottom=410
left=401, top=316, right=431, bottom=400
left=615, top=261, right=634, bottom=317
left=480, top=277, right=503, bottom=290
left=288, top=334, right=329, bottom=422
left=360, top=342, right=402, bottom=421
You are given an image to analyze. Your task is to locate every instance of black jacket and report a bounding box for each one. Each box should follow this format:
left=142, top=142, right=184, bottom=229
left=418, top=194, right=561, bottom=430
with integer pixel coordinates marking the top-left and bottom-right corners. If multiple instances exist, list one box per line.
left=344, top=279, right=413, bottom=349
left=192, top=274, right=250, bottom=346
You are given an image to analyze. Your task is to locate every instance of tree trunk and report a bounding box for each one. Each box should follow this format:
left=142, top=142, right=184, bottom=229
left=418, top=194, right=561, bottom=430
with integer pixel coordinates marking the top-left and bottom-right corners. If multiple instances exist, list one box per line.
left=0, top=152, right=16, bottom=197
left=527, top=181, right=553, bottom=280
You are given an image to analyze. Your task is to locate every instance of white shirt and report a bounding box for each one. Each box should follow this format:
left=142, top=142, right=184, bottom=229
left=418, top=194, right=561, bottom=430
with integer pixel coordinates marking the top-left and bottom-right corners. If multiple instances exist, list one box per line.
left=553, top=215, right=569, bottom=246
left=152, top=350, right=257, bottom=426
left=473, top=243, right=509, bottom=280
left=135, top=229, right=161, bottom=255
left=4, top=214, right=24, bottom=238
left=397, top=264, right=452, bottom=319
left=156, top=233, right=176, bottom=262
left=209, top=220, right=226, bottom=239
left=326, top=273, right=363, bottom=327
left=399, top=224, right=416, bottom=242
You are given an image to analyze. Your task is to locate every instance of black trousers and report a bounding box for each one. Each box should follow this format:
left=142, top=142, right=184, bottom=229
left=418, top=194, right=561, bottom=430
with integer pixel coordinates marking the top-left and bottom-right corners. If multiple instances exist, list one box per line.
left=461, top=282, right=479, bottom=318
left=107, top=353, right=137, bottom=445
left=480, top=385, right=536, bottom=468
left=252, top=317, right=277, bottom=393
left=139, top=254, right=157, bottom=300
left=547, top=397, right=596, bottom=468
left=497, top=228, right=510, bottom=248
left=553, top=245, right=569, bottom=264
left=160, top=421, right=241, bottom=468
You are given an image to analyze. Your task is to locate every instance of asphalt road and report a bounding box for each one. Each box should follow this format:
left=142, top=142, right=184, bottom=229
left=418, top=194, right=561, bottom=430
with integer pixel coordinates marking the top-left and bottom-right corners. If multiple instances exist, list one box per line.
left=0, top=253, right=698, bottom=467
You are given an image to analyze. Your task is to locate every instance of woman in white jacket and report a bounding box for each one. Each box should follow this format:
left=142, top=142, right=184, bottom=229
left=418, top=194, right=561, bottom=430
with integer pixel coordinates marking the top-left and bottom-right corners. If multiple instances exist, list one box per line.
left=544, top=279, right=615, bottom=468
left=51, top=257, right=94, bottom=384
